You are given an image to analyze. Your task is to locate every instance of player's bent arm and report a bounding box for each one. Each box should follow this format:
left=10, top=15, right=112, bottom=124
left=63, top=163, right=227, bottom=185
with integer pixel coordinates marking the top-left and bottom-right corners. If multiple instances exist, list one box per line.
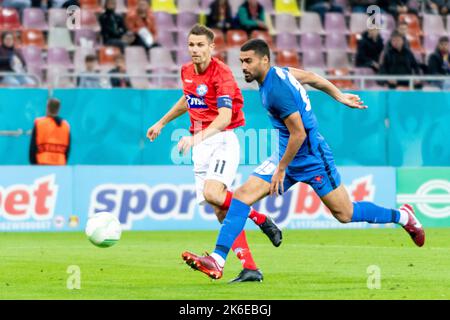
left=193, top=107, right=232, bottom=143
left=159, top=95, right=188, bottom=126
left=288, top=68, right=366, bottom=109
left=288, top=67, right=344, bottom=101
left=278, top=112, right=306, bottom=170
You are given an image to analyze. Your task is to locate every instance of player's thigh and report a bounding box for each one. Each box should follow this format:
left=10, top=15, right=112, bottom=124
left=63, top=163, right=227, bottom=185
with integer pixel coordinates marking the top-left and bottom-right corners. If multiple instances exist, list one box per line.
left=192, top=141, right=215, bottom=205
left=233, top=175, right=271, bottom=206
left=320, top=184, right=354, bottom=222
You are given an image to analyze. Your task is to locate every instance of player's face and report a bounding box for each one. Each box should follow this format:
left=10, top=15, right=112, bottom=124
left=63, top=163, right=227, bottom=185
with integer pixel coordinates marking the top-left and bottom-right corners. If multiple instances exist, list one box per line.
left=188, top=35, right=213, bottom=65
left=240, top=50, right=264, bottom=83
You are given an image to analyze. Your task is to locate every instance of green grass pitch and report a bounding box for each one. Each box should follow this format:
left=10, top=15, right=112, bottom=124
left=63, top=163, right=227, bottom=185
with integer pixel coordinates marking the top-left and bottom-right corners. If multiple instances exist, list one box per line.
left=1, top=228, right=449, bottom=300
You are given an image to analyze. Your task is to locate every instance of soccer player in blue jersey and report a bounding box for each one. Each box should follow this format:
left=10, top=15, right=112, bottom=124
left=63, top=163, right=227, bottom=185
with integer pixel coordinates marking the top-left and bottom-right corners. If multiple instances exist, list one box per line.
left=182, top=39, right=425, bottom=280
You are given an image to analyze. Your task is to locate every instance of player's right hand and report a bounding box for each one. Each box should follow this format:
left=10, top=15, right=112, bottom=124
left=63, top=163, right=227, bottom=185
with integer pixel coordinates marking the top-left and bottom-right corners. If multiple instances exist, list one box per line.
left=146, top=122, right=164, bottom=142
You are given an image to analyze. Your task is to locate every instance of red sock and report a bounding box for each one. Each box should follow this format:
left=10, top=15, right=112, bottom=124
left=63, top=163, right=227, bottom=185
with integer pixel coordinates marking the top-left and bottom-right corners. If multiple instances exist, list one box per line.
left=220, top=190, right=233, bottom=210
left=249, top=209, right=267, bottom=226
left=232, top=231, right=258, bottom=270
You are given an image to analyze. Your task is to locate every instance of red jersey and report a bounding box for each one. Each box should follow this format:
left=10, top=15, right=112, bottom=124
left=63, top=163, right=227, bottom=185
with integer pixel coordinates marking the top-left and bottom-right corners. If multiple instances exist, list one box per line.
left=181, top=57, right=245, bottom=134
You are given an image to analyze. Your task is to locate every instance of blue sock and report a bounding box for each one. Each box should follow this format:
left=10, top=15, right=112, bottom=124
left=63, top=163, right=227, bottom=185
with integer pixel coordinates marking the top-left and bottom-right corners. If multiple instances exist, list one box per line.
left=213, top=199, right=251, bottom=260
left=351, top=201, right=400, bottom=224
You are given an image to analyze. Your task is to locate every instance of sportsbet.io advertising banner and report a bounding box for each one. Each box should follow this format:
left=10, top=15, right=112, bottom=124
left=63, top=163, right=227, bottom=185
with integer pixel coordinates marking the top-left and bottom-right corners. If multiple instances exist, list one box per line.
left=0, top=166, right=448, bottom=232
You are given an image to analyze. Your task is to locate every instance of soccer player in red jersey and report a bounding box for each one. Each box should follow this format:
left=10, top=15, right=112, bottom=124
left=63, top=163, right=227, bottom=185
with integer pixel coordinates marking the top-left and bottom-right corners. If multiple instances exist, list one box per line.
left=146, top=24, right=282, bottom=283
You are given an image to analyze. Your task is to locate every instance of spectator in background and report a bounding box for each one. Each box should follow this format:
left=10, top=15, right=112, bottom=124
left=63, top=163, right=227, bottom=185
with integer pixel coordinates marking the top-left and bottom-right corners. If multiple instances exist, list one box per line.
left=2, top=0, right=31, bottom=16
left=427, top=36, right=450, bottom=89
left=425, top=0, right=450, bottom=15
left=206, top=0, right=233, bottom=34
left=236, top=0, right=267, bottom=35
left=31, top=0, right=53, bottom=9
left=305, top=0, right=344, bottom=23
left=77, top=54, right=104, bottom=88
left=126, top=0, right=159, bottom=50
left=377, top=0, right=417, bottom=19
left=0, top=32, right=35, bottom=87
left=109, top=55, right=132, bottom=88
left=379, top=31, right=422, bottom=89
left=29, top=98, right=71, bottom=166
left=350, top=0, right=377, bottom=13
left=99, top=0, right=136, bottom=53
left=62, top=0, right=80, bottom=8
left=391, top=21, right=410, bottom=49
left=355, top=27, right=384, bottom=72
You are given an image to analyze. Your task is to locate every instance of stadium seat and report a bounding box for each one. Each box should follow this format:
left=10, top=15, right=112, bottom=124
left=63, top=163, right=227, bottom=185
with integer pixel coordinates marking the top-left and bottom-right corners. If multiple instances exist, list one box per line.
left=349, top=13, right=368, bottom=34
left=176, top=48, right=192, bottom=65
left=228, top=0, right=245, bottom=16
left=349, top=33, right=360, bottom=53
left=157, top=30, right=177, bottom=50
left=258, top=0, right=275, bottom=14
left=47, top=65, right=74, bottom=88
left=177, top=0, right=201, bottom=13
left=0, top=7, right=22, bottom=30
left=226, top=29, right=248, bottom=48
left=23, top=8, right=48, bottom=30
left=48, top=28, right=75, bottom=50
left=301, top=51, right=326, bottom=69
left=274, top=0, right=300, bottom=16
left=250, top=30, right=273, bottom=47
left=21, top=45, right=45, bottom=82
left=326, top=50, right=350, bottom=69
left=81, top=9, right=101, bottom=32
left=300, top=12, right=324, bottom=34
left=148, top=47, right=178, bottom=71
left=99, top=46, right=121, bottom=67
left=48, top=47, right=74, bottom=69
left=152, top=0, right=178, bottom=14
left=299, top=33, right=323, bottom=52
left=276, top=50, right=301, bottom=68
left=381, top=13, right=395, bottom=32
left=125, top=46, right=150, bottom=70
left=177, top=12, right=199, bottom=31
left=447, top=15, right=450, bottom=34
left=21, top=29, right=46, bottom=48
left=211, top=29, right=226, bottom=52
left=326, top=33, right=349, bottom=50
left=225, top=48, right=242, bottom=72
left=325, top=13, right=348, bottom=34
left=424, top=34, right=441, bottom=54
left=276, top=32, right=298, bottom=51
left=423, top=14, right=447, bottom=36
left=177, top=30, right=190, bottom=48
left=154, top=12, right=178, bottom=32
left=398, top=13, right=422, bottom=36
left=274, top=14, right=301, bottom=34
left=49, top=9, right=68, bottom=28
left=75, top=29, right=98, bottom=48
left=80, top=0, right=102, bottom=12
left=328, top=68, right=357, bottom=90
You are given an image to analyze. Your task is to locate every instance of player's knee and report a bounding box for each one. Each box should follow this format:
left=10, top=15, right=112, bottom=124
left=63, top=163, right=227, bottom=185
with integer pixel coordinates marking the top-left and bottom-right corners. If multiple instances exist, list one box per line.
left=203, top=188, right=222, bottom=206
left=332, top=209, right=352, bottom=224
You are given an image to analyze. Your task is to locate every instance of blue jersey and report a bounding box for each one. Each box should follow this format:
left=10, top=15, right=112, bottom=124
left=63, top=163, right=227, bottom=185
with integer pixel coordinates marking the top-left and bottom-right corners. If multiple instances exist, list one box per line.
left=259, top=66, right=331, bottom=171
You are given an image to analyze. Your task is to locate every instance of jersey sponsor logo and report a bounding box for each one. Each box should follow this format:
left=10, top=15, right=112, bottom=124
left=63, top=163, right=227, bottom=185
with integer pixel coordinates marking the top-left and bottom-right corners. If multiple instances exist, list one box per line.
left=185, top=94, right=208, bottom=109
left=196, top=84, right=208, bottom=97
left=0, top=175, right=58, bottom=221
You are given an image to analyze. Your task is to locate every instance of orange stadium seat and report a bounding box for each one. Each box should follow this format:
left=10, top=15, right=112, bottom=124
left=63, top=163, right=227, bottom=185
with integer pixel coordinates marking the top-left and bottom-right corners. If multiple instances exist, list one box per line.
left=406, top=33, right=424, bottom=54
left=226, top=30, right=248, bottom=48
left=21, top=29, right=46, bottom=48
left=99, top=46, right=121, bottom=66
left=211, top=29, right=226, bottom=52
left=0, top=7, right=22, bottom=30
left=276, top=50, right=301, bottom=68
left=250, top=30, right=273, bottom=48
left=127, top=0, right=139, bottom=10
left=349, top=33, right=361, bottom=53
left=80, top=0, right=102, bottom=12
left=328, top=68, right=358, bottom=90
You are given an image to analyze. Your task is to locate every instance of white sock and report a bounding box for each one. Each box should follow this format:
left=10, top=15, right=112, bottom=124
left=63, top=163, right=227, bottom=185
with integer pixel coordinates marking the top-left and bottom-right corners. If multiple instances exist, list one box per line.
left=398, top=209, right=409, bottom=226
left=210, top=253, right=225, bottom=268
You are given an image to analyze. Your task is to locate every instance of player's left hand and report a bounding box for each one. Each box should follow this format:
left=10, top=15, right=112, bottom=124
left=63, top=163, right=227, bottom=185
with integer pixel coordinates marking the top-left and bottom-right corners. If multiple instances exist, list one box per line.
left=178, top=136, right=194, bottom=155
left=338, top=93, right=367, bottom=109
left=270, top=167, right=286, bottom=197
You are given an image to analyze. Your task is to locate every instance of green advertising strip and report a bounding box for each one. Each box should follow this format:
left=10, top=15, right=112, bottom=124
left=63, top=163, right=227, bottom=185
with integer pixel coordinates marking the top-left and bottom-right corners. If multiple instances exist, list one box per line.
left=397, top=168, right=450, bottom=227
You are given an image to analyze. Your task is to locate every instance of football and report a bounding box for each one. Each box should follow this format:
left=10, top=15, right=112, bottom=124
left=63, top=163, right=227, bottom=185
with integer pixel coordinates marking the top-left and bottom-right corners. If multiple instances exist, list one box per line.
left=85, top=212, right=122, bottom=248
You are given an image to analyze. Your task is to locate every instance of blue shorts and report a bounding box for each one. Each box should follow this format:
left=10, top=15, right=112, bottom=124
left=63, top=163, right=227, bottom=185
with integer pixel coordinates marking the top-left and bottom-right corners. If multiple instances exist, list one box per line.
left=252, top=153, right=341, bottom=198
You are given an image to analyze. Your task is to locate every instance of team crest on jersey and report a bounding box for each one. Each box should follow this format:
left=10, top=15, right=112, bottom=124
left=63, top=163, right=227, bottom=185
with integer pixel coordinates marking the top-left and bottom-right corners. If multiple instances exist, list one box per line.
left=196, top=84, right=208, bottom=97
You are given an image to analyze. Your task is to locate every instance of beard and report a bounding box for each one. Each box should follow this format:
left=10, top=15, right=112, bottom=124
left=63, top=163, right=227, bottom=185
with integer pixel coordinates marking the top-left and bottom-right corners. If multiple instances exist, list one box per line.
left=243, top=72, right=255, bottom=83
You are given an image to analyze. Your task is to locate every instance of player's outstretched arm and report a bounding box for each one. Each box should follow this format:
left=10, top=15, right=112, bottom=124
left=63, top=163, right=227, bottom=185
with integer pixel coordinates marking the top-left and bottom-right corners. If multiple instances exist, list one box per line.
left=146, top=95, right=187, bottom=141
left=287, top=67, right=367, bottom=109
